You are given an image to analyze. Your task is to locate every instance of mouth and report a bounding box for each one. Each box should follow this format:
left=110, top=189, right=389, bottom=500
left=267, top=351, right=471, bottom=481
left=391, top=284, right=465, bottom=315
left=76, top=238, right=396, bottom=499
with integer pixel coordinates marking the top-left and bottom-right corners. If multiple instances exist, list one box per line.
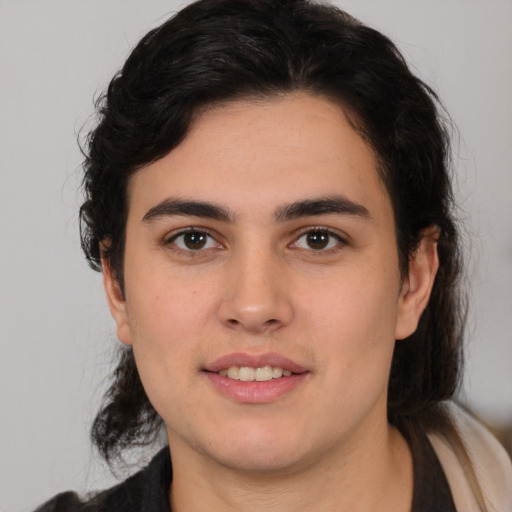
left=204, top=352, right=308, bottom=377
left=203, top=353, right=309, bottom=403
left=214, top=365, right=293, bottom=381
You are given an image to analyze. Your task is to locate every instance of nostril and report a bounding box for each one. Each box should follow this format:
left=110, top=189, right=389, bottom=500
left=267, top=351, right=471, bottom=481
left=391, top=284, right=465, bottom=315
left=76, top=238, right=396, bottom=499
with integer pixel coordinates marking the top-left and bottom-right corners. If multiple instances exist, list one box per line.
left=224, top=317, right=279, bottom=330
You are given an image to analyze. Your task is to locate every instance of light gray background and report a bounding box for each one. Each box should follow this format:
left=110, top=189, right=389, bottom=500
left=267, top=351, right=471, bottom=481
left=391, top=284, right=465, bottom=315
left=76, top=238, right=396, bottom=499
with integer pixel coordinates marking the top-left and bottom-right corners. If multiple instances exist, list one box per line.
left=0, top=1, right=511, bottom=510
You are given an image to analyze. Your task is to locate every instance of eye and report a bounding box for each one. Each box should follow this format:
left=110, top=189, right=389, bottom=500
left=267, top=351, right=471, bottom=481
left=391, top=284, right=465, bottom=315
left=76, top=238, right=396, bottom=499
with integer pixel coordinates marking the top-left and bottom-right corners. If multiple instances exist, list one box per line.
left=167, top=230, right=220, bottom=251
left=292, top=229, right=345, bottom=251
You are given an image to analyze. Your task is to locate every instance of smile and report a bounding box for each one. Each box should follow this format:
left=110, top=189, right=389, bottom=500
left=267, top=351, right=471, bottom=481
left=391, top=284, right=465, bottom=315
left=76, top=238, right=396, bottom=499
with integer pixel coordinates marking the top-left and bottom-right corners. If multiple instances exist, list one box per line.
left=218, top=365, right=293, bottom=381
left=204, top=353, right=309, bottom=403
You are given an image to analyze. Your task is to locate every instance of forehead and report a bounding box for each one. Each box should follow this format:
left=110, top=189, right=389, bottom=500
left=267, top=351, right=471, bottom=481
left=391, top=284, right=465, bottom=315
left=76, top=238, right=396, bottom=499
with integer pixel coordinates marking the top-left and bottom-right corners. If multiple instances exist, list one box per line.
left=127, top=92, right=391, bottom=223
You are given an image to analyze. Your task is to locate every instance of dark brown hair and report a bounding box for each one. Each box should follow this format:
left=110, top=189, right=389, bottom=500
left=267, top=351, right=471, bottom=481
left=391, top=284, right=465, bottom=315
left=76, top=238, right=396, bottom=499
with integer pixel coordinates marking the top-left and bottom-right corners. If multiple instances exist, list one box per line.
left=81, top=0, right=470, bottom=492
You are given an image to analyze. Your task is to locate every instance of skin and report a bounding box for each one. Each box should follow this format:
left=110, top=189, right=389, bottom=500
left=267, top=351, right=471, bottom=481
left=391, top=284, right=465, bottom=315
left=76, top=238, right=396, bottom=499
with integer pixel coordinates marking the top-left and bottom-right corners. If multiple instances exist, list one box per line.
left=103, top=93, right=439, bottom=511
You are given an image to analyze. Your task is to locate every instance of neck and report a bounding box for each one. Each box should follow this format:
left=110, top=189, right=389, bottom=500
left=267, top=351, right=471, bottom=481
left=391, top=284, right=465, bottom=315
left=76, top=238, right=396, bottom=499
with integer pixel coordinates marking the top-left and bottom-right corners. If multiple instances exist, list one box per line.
left=168, top=421, right=413, bottom=512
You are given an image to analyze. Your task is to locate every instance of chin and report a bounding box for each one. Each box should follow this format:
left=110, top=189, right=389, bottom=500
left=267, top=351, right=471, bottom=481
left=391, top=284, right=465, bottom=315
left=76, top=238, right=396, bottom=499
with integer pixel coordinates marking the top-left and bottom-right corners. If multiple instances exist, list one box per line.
left=202, top=424, right=316, bottom=474
left=215, top=446, right=305, bottom=474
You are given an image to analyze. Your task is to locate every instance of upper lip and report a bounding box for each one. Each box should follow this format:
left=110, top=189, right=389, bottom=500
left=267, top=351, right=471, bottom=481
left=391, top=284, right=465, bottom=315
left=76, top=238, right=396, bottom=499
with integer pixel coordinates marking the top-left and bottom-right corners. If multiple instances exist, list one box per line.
left=204, top=352, right=308, bottom=374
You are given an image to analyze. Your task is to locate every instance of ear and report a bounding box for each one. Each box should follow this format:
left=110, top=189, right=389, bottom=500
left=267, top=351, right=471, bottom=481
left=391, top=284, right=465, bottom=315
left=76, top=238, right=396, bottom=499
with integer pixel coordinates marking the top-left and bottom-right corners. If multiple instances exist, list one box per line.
left=395, top=226, right=440, bottom=340
left=101, top=251, right=132, bottom=346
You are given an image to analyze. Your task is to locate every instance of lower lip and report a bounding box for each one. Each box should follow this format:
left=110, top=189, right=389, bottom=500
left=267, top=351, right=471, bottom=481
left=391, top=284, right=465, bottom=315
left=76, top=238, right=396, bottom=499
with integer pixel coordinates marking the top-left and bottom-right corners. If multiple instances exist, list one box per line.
left=204, top=372, right=308, bottom=403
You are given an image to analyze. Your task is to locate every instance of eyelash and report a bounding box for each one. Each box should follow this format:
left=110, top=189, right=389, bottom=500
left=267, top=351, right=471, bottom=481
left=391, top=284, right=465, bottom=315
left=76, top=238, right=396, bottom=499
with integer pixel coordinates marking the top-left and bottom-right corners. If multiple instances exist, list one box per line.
left=163, top=226, right=348, bottom=256
left=289, top=227, right=347, bottom=254
left=164, top=227, right=223, bottom=255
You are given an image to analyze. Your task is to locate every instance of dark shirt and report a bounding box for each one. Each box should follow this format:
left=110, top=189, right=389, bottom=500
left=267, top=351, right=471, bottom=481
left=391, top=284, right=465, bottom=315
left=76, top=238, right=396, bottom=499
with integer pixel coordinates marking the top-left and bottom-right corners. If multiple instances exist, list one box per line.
left=35, top=449, right=171, bottom=512
left=35, top=436, right=456, bottom=512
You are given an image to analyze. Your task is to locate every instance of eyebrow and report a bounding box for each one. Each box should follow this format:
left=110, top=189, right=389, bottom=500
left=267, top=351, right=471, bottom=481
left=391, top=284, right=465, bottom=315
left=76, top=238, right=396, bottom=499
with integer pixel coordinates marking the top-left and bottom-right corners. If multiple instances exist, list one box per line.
left=274, top=196, right=370, bottom=222
left=142, top=199, right=234, bottom=223
left=142, top=195, right=370, bottom=224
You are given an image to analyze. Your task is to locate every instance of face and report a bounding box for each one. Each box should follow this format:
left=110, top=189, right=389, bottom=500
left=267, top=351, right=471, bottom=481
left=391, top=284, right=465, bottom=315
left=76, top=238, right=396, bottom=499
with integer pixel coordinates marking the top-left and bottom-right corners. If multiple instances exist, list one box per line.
left=104, top=93, right=434, bottom=474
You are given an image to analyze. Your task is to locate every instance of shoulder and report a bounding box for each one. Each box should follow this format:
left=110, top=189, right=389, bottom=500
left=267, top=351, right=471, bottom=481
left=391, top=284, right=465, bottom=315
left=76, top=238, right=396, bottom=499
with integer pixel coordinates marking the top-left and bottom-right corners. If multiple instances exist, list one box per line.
left=33, top=447, right=172, bottom=512
left=428, top=401, right=512, bottom=512
left=33, top=481, right=138, bottom=512
left=34, top=492, right=84, bottom=512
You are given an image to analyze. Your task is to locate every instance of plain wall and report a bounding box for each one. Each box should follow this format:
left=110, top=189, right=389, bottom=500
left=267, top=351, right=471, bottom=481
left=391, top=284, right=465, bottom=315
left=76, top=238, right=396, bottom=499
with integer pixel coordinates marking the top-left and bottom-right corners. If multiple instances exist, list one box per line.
left=0, top=1, right=510, bottom=510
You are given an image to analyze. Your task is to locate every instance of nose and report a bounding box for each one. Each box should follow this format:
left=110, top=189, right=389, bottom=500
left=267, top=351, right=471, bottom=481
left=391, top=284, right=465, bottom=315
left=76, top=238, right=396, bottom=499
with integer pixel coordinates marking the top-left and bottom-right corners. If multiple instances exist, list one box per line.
left=217, top=247, right=294, bottom=334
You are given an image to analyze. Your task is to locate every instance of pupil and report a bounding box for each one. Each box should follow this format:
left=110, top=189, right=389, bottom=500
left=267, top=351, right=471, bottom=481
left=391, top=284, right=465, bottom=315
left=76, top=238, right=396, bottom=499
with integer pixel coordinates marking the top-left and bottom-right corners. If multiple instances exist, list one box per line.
left=184, top=232, right=207, bottom=249
left=307, top=232, right=329, bottom=250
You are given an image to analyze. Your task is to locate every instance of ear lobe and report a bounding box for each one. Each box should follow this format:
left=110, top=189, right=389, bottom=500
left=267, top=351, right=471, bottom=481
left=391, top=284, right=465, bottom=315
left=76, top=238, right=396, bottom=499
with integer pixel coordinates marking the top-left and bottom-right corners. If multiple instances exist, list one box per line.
left=101, top=253, right=132, bottom=346
left=395, top=227, right=440, bottom=340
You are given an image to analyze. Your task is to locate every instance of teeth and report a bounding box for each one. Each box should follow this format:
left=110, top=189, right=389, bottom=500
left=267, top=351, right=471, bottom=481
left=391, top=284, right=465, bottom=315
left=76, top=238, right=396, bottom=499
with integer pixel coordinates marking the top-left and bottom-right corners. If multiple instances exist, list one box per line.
left=218, top=365, right=294, bottom=381
left=255, top=365, right=273, bottom=381
left=227, top=366, right=240, bottom=380
left=239, top=367, right=255, bottom=381
left=272, top=367, right=283, bottom=378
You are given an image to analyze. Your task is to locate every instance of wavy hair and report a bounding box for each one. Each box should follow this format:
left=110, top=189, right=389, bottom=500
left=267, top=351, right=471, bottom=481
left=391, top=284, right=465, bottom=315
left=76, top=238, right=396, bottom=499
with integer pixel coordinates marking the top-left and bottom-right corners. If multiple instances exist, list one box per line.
left=80, top=0, right=479, bottom=503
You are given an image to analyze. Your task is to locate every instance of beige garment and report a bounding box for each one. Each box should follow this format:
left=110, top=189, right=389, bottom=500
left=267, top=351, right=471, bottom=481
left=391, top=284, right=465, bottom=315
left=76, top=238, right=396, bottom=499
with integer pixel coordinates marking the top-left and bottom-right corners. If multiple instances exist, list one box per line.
left=428, top=403, right=512, bottom=512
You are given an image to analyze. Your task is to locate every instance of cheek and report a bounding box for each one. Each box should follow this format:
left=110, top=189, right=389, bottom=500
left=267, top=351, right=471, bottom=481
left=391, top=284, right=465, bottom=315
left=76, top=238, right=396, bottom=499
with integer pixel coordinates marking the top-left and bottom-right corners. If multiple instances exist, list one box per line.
left=126, top=278, right=209, bottom=425
left=122, top=267, right=206, bottom=372
left=126, top=257, right=215, bottom=337
left=303, top=265, right=400, bottom=385
left=305, top=262, right=400, bottom=339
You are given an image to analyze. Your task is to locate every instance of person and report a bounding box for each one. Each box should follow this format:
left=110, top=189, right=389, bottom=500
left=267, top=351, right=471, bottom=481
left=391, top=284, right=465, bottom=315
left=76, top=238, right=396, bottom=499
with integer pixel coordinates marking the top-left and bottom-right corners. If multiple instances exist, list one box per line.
left=35, top=0, right=512, bottom=510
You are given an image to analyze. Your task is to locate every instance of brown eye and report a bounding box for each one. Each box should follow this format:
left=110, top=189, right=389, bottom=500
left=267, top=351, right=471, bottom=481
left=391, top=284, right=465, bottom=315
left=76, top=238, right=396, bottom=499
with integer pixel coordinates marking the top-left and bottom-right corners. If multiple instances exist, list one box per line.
left=305, top=231, right=330, bottom=250
left=293, top=230, right=344, bottom=251
left=170, top=230, right=218, bottom=251
left=183, top=232, right=207, bottom=249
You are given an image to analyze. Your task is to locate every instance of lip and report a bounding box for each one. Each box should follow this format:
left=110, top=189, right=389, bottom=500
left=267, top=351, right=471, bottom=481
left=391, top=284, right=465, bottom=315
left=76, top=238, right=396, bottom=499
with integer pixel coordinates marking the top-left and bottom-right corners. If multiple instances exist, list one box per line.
left=205, top=372, right=308, bottom=404
left=204, top=352, right=308, bottom=374
left=203, top=352, right=309, bottom=404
